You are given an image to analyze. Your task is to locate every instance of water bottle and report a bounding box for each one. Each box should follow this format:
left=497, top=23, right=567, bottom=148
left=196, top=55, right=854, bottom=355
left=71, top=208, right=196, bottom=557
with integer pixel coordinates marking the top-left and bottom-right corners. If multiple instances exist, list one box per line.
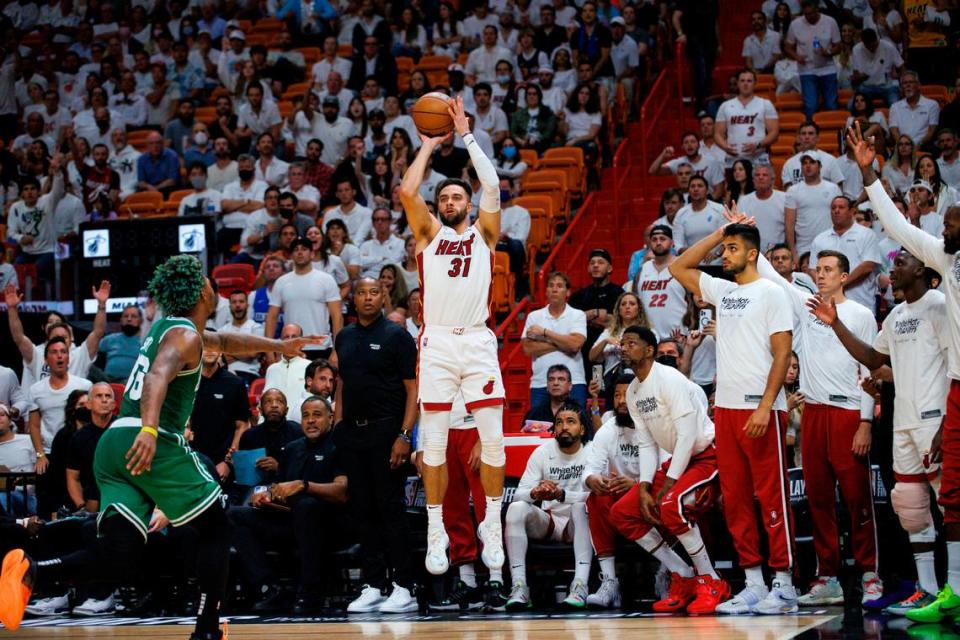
left=206, top=200, right=216, bottom=217
left=812, top=36, right=821, bottom=55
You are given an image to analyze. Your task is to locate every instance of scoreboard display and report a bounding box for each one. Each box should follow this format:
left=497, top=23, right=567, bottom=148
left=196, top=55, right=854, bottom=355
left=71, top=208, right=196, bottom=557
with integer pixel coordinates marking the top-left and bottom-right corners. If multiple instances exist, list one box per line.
left=77, top=216, right=217, bottom=317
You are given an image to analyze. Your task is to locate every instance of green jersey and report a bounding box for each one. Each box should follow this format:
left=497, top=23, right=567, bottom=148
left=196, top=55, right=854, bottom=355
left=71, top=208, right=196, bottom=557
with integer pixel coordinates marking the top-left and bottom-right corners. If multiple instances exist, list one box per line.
left=118, top=316, right=202, bottom=435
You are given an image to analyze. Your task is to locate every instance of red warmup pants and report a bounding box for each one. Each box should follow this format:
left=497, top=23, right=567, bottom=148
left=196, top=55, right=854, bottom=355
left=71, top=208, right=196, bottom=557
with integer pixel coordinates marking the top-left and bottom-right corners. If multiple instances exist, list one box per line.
left=587, top=448, right=719, bottom=556
left=940, top=381, right=960, bottom=524
left=443, top=428, right=487, bottom=565
left=801, top=403, right=877, bottom=576
left=714, top=408, right=796, bottom=572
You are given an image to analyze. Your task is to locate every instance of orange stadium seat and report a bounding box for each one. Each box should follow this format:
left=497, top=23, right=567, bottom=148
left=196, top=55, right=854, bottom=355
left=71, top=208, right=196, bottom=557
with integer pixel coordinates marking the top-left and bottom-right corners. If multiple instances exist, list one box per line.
left=196, top=106, right=217, bottom=123
left=252, top=18, right=283, bottom=32
left=922, top=84, right=949, bottom=106
left=775, top=92, right=803, bottom=111
left=167, top=189, right=193, bottom=204
left=518, top=149, right=539, bottom=170
left=296, top=47, right=322, bottom=65
left=337, top=44, right=354, bottom=58
left=125, top=192, right=163, bottom=207
left=416, top=55, right=452, bottom=71
left=778, top=111, right=806, bottom=131
left=813, top=109, right=850, bottom=131
left=395, top=57, right=415, bottom=73
left=538, top=157, right=583, bottom=199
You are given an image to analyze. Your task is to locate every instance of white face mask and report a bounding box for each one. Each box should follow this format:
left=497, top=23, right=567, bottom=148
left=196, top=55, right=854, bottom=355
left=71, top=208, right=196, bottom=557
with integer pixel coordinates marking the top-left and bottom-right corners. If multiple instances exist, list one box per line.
left=194, top=131, right=208, bottom=146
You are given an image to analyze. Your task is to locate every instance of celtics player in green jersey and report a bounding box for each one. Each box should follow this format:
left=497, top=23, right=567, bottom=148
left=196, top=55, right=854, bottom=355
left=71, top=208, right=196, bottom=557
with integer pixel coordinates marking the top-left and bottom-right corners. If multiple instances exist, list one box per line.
left=0, top=255, right=322, bottom=638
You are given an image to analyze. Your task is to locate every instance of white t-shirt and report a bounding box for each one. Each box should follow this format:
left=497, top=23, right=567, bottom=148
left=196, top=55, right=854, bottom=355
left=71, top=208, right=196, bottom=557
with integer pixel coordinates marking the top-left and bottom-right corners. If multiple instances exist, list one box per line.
left=689, top=333, right=717, bottom=387
left=0, top=433, right=36, bottom=472
left=268, top=269, right=341, bottom=349
left=836, top=154, right=879, bottom=200
left=784, top=179, right=842, bottom=256
left=698, top=273, right=792, bottom=411
left=313, top=255, right=350, bottom=286
left=715, top=95, right=779, bottom=167
left=611, top=35, right=640, bottom=77
left=626, top=362, right=715, bottom=480
left=737, top=189, right=786, bottom=251
left=23, top=343, right=94, bottom=389
left=809, top=223, right=882, bottom=308
left=591, top=328, right=623, bottom=375
left=27, top=374, right=93, bottom=452
left=474, top=106, right=509, bottom=138
left=785, top=13, right=841, bottom=75
left=513, top=439, right=592, bottom=516
left=218, top=318, right=264, bottom=377
left=501, top=204, right=531, bottom=244
left=239, top=210, right=280, bottom=260
left=672, top=201, right=726, bottom=252
left=742, top=30, right=782, bottom=71
left=221, top=179, right=269, bottom=229
left=938, top=156, right=960, bottom=191
left=178, top=189, right=223, bottom=220
left=665, top=155, right=725, bottom=187
left=563, top=109, right=602, bottom=143
left=758, top=253, right=876, bottom=418
left=323, top=204, right=373, bottom=244
left=781, top=149, right=845, bottom=187
left=636, top=259, right=687, bottom=338
left=311, top=56, right=352, bottom=87
left=522, top=304, right=588, bottom=387
left=254, top=156, right=290, bottom=188
left=850, top=40, right=903, bottom=86
left=237, top=99, right=283, bottom=136
left=889, top=96, right=941, bottom=146
left=875, top=290, right=948, bottom=430
left=359, top=235, right=406, bottom=279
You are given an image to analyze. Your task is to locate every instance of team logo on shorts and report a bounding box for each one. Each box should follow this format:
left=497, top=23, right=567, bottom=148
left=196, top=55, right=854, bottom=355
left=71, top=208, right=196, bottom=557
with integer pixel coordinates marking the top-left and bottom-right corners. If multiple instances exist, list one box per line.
left=483, top=377, right=495, bottom=395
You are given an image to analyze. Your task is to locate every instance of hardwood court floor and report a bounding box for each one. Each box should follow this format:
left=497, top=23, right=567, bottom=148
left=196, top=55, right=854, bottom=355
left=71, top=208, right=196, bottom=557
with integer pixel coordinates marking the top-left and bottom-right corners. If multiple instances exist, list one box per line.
left=8, top=612, right=839, bottom=639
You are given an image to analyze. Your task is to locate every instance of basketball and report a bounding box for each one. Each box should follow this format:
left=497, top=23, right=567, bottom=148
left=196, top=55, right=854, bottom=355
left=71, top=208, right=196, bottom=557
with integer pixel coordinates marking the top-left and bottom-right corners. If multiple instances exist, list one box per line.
left=411, top=92, right=454, bottom=137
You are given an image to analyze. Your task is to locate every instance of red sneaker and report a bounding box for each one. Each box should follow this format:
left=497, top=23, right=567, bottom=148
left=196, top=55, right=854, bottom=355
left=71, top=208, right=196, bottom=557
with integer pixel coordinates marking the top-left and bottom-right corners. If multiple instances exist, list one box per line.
left=686, top=575, right=732, bottom=615
left=652, top=572, right=698, bottom=613
left=0, top=549, right=34, bottom=631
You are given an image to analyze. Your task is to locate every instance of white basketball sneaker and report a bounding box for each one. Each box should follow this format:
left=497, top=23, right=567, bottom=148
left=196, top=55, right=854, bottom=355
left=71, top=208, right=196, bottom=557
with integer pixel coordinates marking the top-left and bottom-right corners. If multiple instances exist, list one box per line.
left=477, top=519, right=504, bottom=570
left=424, top=526, right=450, bottom=576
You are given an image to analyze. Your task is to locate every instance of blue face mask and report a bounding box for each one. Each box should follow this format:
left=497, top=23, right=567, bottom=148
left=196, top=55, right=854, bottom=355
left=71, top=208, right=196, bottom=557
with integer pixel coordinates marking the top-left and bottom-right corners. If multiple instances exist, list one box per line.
left=502, top=146, right=517, bottom=159
left=500, top=188, right=511, bottom=202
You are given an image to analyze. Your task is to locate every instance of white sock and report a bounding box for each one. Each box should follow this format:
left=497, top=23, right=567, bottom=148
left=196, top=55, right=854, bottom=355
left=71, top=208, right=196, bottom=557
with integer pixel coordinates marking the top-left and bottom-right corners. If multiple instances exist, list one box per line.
left=914, top=551, right=939, bottom=595
left=599, top=555, right=617, bottom=580
left=637, top=530, right=693, bottom=578
left=745, top=566, right=765, bottom=587
left=459, top=563, right=477, bottom=588
left=427, top=504, right=443, bottom=531
left=677, top=527, right=718, bottom=579
left=489, top=568, right=503, bottom=583
left=774, top=571, right=793, bottom=588
left=484, top=496, right=503, bottom=524
left=948, top=541, right=960, bottom=593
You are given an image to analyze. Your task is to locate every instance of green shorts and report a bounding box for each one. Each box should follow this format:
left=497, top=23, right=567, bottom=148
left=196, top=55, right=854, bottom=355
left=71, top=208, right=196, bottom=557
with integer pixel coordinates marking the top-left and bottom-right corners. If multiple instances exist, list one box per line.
left=93, top=417, right=222, bottom=540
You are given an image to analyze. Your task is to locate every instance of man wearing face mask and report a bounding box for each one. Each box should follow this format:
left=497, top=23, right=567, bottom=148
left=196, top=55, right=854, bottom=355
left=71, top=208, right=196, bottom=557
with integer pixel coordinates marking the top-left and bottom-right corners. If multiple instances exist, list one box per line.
left=504, top=401, right=593, bottom=610
left=185, top=124, right=216, bottom=168
left=96, top=306, right=144, bottom=383
left=179, top=162, right=224, bottom=221
left=164, top=100, right=197, bottom=157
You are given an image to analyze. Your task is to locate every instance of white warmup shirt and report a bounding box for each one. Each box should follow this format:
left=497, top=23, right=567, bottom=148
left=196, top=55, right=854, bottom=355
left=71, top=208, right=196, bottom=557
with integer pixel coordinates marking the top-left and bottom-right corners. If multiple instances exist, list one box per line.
left=758, top=254, right=876, bottom=420
left=513, top=439, right=592, bottom=516
left=698, top=272, right=792, bottom=411
left=584, top=416, right=647, bottom=481
left=626, top=362, right=715, bottom=481
left=809, top=222, right=882, bottom=309
left=874, top=289, right=948, bottom=430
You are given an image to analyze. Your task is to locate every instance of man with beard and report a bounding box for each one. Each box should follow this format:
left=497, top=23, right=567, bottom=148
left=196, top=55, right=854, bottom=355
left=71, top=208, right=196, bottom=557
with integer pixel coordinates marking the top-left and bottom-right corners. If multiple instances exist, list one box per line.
left=399, top=97, right=508, bottom=605
left=611, top=326, right=729, bottom=614
left=303, top=138, right=335, bottom=200
left=850, top=122, right=960, bottom=621
left=97, top=305, right=143, bottom=383
left=504, top=402, right=593, bottom=610
left=670, top=214, right=796, bottom=615
left=807, top=249, right=946, bottom=617
left=315, top=96, right=352, bottom=167
left=634, top=225, right=687, bottom=338
left=207, top=96, right=241, bottom=155
left=80, top=144, right=120, bottom=213
left=218, top=291, right=264, bottom=387
left=164, top=100, right=197, bottom=157
left=570, top=249, right=624, bottom=381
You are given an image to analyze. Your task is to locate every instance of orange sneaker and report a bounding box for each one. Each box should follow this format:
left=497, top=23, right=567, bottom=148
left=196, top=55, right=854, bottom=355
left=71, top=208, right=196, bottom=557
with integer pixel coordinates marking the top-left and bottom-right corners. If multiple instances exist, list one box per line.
left=686, top=575, right=732, bottom=615
left=0, top=549, right=35, bottom=631
left=652, top=572, right=697, bottom=613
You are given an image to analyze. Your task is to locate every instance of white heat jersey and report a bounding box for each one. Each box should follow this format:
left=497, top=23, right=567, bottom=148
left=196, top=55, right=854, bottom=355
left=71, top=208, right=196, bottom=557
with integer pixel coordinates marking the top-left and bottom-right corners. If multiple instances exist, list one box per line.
left=874, top=289, right=949, bottom=431
left=715, top=95, right=778, bottom=167
left=636, top=259, right=687, bottom=338
left=418, top=224, right=492, bottom=327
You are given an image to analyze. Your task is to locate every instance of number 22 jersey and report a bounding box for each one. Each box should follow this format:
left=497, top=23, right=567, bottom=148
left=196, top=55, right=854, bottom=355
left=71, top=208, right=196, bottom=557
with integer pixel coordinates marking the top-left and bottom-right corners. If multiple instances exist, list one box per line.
left=418, top=224, right=492, bottom=328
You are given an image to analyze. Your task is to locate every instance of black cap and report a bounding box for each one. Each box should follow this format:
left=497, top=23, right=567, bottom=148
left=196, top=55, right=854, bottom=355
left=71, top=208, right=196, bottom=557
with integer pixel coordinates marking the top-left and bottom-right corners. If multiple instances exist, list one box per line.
left=589, top=248, right=612, bottom=264
left=290, top=236, right=313, bottom=250
left=650, top=224, right=673, bottom=239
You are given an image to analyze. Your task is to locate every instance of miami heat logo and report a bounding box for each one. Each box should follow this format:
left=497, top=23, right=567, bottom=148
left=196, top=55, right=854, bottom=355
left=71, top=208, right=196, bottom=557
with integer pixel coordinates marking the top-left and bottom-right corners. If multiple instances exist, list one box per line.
left=482, top=377, right=495, bottom=395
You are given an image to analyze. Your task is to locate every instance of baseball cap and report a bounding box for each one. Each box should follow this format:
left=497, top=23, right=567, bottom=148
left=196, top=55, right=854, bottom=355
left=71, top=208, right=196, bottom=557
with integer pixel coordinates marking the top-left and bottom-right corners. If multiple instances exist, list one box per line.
left=229, top=30, right=246, bottom=41
left=910, top=178, right=933, bottom=193
left=799, top=152, right=821, bottom=164
left=290, top=236, right=313, bottom=250
left=589, top=248, right=612, bottom=264
left=650, top=224, right=673, bottom=239
left=322, top=95, right=339, bottom=106
left=610, top=16, right=626, bottom=26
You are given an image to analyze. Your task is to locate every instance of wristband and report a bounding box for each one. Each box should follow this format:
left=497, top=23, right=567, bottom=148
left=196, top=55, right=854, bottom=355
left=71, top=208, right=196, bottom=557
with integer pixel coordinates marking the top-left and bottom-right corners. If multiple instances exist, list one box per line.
left=397, top=432, right=412, bottom=445
left=140, top=426, right=159, bottom=438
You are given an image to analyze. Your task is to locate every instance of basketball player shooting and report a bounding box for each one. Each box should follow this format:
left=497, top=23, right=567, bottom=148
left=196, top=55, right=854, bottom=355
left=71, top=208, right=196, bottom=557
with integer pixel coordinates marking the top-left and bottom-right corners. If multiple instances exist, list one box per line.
left=399, top=96, right=507, bottom=580
left=0, top=255, right=322, bottom=638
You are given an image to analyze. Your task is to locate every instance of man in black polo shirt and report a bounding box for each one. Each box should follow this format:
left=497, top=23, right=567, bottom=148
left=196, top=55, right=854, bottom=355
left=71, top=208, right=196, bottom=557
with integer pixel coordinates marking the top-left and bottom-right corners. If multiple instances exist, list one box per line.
left=238, top=389, right=302, bottom=487
left=65, top=383, right=115, bottom=513
left=189, top=349, right=251, bottom=485
left=335, top=277, right=418, bottom=615
left=229, top=396, right=348, bottom=615
left=569, top=249, right=624, bottom=381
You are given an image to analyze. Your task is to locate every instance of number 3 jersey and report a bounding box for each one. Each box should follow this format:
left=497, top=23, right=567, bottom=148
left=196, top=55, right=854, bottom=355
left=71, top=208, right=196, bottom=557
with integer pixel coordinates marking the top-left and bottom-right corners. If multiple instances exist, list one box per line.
left=418, top=224, right=492, bottom=328
left=120, top=316, right=202, bottom=435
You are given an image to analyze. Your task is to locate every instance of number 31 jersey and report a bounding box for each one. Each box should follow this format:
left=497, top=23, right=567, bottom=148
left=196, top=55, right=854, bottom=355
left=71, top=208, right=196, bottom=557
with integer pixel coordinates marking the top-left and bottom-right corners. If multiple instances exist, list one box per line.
left=120, top=316, right=202, bottom=435
left=418, top=224, right=492, bottom=328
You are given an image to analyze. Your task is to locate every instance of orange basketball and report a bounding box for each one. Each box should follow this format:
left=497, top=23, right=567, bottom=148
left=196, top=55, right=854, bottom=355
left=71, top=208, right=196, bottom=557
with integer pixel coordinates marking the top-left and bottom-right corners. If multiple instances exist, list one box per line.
left=411, top=92, right=454, bottom=137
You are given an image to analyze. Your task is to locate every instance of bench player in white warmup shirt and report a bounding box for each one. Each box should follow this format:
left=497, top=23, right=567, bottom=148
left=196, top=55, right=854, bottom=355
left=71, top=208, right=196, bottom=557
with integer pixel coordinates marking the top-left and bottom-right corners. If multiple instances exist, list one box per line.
left=808, top=249, right=948, bottom=616
left=504, top=402, right=593, bottom=610
left=399, top=97, right=508, bottom=600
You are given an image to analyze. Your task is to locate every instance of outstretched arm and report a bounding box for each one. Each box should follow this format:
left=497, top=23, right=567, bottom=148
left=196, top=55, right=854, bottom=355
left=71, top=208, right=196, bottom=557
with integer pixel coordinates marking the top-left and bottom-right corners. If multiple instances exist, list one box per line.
left=202, top=330, right=324, bottom=357
left=84, top=281, right=111, bottom=359
left=3, top=284, right=36, bottom=363
left=806, top=294, right=889, bottom=371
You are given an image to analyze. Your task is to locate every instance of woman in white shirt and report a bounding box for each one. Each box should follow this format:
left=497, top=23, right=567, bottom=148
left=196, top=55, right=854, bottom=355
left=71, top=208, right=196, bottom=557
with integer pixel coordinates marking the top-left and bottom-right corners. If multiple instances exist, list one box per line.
left=307, top=224, right=351, bottom=298
left=230, top=60, right=274, bottom=107
left=834, top=22, right=856, bottom=90
left=916, top=154, right=959, bottom=216
left=322, top=218, right=362, bottom=281
left=588, top=292, right=650, bottom=376
left=405, top=288, right=422, bottom=339
left=551, top=47, right=577, bottom=93
left=347, top=97, right=368, bottom=139
left=881, top=135, right=917, bottom=196
left=431, top=2, right=463, bottom=57
left=561, top=83, right=602, bottom=146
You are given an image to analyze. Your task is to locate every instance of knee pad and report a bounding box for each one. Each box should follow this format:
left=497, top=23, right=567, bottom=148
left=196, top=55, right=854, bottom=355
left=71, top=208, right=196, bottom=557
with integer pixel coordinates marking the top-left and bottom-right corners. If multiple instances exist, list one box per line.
left=472, top=406, right=505, bottom=467
left=420, top=410, right=450, bottom=467
left=892, top=481, right=934, bottom=534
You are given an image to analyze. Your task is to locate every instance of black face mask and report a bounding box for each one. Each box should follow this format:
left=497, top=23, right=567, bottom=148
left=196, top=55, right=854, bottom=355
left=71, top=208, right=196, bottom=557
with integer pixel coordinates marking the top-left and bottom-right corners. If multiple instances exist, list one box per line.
left=75, top=407, right=92, bottom=423
left=121, top=324, right=140, bottom=337
left=656, top=355, right=678, bottom=369
left=278, top=208, right=294, bottom=219
left=238, top=169, right=255, bottom=181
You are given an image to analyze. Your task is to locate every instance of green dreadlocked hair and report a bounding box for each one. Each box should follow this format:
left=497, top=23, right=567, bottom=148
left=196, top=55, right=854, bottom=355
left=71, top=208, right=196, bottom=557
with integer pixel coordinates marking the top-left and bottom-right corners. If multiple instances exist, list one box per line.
left=148, top=255, right=206, bottom=317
